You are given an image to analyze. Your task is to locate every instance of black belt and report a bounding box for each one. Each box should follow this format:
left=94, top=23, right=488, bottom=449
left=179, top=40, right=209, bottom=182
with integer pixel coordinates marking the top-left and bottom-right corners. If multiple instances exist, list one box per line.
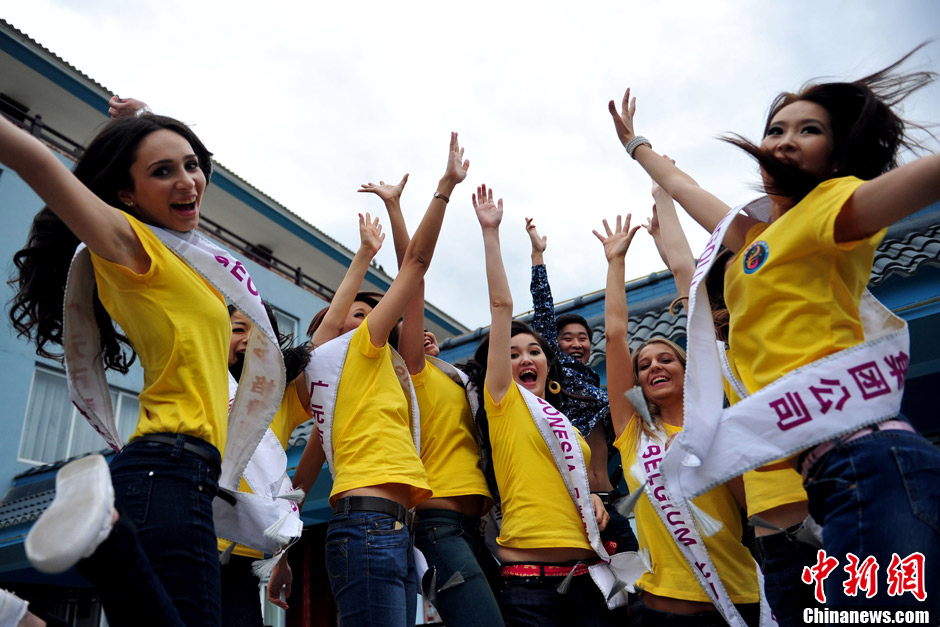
left=333, top=496, right=416, bottom=531
left=592, top=490, right=621, bottom=508
left=130, top=433, right=221, bottom=474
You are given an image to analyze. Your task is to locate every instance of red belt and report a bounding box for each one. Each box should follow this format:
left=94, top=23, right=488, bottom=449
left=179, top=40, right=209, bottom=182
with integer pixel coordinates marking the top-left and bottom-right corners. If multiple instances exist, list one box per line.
left=500, top=562, right=593, bottom=578
left=800, top=419, right=915, bottom=481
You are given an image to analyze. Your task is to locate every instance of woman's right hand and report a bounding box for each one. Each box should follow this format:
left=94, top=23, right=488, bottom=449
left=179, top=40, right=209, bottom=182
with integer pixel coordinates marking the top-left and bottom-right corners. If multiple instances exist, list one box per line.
left=472, top=184, right=503, bottom=230
left=358, top=173, right=409, bottom=204
left=358, top=212, right=385, bottom=256
left=608, top=87, right=637, bottom=148
left=593, top=214, right=640, bottom=262
left=643, top=206, right=660, bottom=241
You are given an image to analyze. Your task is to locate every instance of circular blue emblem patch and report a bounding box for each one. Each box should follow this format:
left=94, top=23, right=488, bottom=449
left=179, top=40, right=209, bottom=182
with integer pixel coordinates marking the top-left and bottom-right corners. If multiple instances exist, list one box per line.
left=742, top=241, right=769, bottom=274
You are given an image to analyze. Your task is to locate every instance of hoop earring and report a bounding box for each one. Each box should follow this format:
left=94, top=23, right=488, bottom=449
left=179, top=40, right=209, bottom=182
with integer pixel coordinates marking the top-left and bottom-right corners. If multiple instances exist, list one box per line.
left=547, top=380, right=561, bottom=395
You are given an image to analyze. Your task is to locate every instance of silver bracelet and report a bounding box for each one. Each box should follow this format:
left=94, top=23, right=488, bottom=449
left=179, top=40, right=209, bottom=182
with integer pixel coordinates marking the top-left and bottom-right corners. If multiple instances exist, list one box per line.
left=625, top=135, right=651, bottom=159
left=134, top=105, right=153, bottom=117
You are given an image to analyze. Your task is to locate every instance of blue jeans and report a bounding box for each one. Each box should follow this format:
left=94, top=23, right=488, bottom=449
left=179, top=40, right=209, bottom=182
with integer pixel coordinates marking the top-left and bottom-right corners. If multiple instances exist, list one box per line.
left=325, top=507, right=417, bottom=627
left=499, top=571, right=620, bottom=627
left=755, top=532, right=822, bottom=627
left=220, top=555, right=263, bottom=627
left=805, top=428, right=940, bottom=612
left=78, top=434, right=222, bottom=627
left=414, top=509, right=503, bottom=627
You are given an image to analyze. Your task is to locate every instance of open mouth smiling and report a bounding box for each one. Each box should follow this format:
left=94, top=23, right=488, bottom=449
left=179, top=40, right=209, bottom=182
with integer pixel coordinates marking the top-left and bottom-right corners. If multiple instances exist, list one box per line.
left=171, top=197, right=198, bottom=214
left=519, top=368, right=538, bottom=384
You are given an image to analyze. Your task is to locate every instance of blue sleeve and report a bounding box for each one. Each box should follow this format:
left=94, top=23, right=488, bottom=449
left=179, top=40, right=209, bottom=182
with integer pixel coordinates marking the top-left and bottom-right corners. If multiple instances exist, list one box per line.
left=530, top=264, right=558, bottom=345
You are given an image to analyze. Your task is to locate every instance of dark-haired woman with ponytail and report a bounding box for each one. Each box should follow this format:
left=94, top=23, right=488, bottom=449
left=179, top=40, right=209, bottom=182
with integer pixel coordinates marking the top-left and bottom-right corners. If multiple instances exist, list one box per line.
left=2, top=106, right=281, bottom=625
left=609, top=47, right=940, bottom=611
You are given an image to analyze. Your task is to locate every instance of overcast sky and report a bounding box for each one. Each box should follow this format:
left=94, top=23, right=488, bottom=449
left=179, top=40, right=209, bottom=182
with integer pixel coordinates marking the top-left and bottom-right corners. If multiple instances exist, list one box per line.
left=4, top=1, right=939, bottom=330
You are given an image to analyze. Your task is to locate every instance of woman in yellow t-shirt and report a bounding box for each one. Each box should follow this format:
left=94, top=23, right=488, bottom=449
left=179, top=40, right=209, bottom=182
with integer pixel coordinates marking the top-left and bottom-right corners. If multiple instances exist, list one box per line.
left=595, top=215, right=760, bottom=625
left=359, top=175, right=503, bottom=627
left=5, top=110, right=232, bottom=625
left=300, top=133, right=469, bottom=627
left=608, top=47, right=940, bottom=611
left=466, top=184, right=613, bottom=626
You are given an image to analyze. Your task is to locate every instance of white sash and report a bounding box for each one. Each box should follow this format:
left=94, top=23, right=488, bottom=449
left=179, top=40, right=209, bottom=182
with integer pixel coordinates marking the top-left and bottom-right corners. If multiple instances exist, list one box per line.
left=634, top=430, right=772, bottom=627
left=215, top=374, right=303, bottom=555
left=63, top=225, right=298, bottom=554
left=660, top=203, right=909, bottom=499
left=517, top=384, right=645, bottom=609
left=304, top=330, right=421, bottom=476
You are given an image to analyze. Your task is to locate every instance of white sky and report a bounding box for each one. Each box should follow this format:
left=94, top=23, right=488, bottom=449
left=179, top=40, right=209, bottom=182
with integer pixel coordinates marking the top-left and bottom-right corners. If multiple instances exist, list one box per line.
left=4, top=1, right=939, bottom=330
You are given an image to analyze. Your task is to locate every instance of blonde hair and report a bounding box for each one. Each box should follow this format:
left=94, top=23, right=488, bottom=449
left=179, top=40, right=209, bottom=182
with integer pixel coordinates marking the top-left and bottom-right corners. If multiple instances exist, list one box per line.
left=630, top=337, right=687, bottom=442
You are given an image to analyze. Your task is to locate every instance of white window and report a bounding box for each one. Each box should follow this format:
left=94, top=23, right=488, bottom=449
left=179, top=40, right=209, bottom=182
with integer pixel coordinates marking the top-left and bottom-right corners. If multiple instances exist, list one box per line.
left=19, top=366, right=140, bottom=465
left=271, top=306, right=299, bottom=341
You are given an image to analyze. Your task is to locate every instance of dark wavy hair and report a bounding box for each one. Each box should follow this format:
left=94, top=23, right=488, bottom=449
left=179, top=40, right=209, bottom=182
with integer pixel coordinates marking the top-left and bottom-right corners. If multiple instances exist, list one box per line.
left=8, top=114, right=213, bottom=373
left=458, top=320, right=566, bottom=505
left=228, top=302, right=310, bottom=383
left=723, top=44, right=936, bottom=205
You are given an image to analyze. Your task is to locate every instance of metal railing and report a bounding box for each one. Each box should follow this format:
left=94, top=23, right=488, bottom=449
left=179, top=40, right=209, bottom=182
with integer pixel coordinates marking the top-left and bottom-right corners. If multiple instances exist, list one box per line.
left=0, top=101, right=84, bottom=159
left=199, top=214, right=335, bottom=301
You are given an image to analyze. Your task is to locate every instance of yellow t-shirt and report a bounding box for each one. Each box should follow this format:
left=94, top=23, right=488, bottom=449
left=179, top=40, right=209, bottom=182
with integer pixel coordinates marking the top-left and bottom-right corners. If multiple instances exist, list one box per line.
left=484, top=384, right=592, bottom=551
left=725, top=176, right=885, bottom=395
left=90, top=213, right=230, bottom=451
left=615, top=418, right=759, bottom=603
left=328, top=319, right=431, bottom=508
left=412, top=361, right=491, bottom=505
left=221, top=381, right=313, bottom=558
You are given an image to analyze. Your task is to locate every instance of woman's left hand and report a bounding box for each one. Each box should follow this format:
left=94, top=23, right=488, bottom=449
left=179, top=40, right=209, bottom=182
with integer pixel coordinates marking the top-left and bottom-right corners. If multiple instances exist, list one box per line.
left=108, top=96, right=150, bottom=119
left=442, top=132, right=470, bottom=187
left=591, top=493, right=609, bottom=532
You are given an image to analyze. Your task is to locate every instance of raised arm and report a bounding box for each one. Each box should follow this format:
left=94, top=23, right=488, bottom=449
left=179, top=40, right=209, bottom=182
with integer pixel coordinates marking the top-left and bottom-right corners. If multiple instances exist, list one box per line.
left=358, top=174, right=427, bottom=373
left=525, top=218, right=559, bottom=343
left=358, top=174, right=410, bottom=267
left=526, top=217, right=547, bottom=266
left=648, top=164, right=696, bottom=301
left=365, top=133, right=469, bottom=348
left=593, top=215, right=641, bottom=439
left=474, top=185, right=513, bottom=404
left=311, top=213, right=384, bottom=346
left=0, top=114, right=147, bottom=270
left=608, top=88, right=758, bottom=252
left=836, top=153, right=940, bottom=242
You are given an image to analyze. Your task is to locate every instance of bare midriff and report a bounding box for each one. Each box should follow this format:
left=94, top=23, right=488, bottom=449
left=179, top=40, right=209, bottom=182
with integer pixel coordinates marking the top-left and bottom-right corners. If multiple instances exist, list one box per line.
left=498, top=545, right=596, bottom=564
left=333, top=482, right=413, bottom=509
left=641, top=590, right=719, bottom=614
left=753, top=500, right=809, bottom=538
left=416, top=495, right=486, bottom=517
